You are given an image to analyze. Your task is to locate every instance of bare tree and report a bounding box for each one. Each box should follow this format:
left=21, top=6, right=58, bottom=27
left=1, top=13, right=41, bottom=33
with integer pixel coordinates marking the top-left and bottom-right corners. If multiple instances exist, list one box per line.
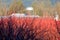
left=32, top=0, right=54, bottom=17
left=0, top=0, right=7, bottom=16
left=8, top=0, right=25, bottom=15
left=56, top=2, right=60, bottom=19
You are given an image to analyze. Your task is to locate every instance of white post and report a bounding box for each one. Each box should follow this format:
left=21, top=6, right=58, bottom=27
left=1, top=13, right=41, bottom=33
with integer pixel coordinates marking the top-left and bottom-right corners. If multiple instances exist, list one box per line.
left=54, top=12, right=59, bottom=21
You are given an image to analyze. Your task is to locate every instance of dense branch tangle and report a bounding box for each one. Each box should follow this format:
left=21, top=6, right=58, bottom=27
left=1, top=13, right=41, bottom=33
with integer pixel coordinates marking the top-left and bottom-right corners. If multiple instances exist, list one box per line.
left=0, top=16, right=60, bottom=40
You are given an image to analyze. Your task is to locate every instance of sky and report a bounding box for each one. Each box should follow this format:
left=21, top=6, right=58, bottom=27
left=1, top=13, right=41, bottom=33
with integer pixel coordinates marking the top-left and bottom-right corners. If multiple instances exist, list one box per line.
left=1, top=0, right=60, bottom=7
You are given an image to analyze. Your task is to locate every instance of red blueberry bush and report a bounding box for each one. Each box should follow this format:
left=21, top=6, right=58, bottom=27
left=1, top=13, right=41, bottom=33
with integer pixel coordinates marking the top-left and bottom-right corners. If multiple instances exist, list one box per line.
left=0, top=16, right=60, bottom=40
